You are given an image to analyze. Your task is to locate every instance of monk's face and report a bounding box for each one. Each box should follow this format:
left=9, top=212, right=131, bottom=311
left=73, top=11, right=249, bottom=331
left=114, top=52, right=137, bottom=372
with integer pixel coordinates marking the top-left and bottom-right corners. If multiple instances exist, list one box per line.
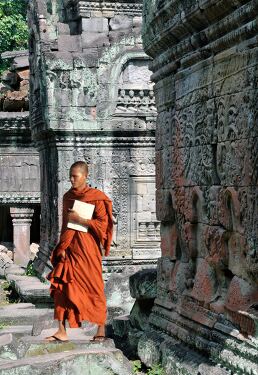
left=70, top=167, right=88, bottom=190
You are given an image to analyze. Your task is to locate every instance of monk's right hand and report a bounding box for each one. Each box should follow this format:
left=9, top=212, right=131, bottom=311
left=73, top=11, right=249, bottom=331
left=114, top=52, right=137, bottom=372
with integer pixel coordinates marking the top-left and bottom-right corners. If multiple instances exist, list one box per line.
left=60, top=250, right=66, bottom=260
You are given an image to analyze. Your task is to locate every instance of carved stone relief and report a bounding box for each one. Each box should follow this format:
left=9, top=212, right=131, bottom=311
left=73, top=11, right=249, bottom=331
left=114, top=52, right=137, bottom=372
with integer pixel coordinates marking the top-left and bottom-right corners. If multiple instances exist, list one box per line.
left=141, top=0, right=258, bottom=372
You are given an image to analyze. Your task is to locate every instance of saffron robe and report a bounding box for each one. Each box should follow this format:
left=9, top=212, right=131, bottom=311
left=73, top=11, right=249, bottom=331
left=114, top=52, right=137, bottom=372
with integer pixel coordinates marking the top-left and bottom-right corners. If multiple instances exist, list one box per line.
left=47, top=186, right=113, bottom=327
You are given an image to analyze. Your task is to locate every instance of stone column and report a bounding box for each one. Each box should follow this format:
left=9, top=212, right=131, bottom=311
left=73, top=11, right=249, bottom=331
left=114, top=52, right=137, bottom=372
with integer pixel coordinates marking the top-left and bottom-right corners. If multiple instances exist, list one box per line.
left=10, top=207, right=34, bottom=266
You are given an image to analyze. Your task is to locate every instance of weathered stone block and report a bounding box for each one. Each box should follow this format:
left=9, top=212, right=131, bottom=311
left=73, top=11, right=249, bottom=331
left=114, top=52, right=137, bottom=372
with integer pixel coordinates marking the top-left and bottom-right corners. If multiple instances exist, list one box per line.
left=81, top=32, right=110, bottom=48
left=109, top=31, right=128, bottom=44
left=73, top=49, right=99, bottom=68
left=1, top=71, right=18, bottom=87
left=57, top=22, right=70, bottom=35
left=129, top=299, right=154, bottom=331
left=169, top=260, right=192, bottom=295
left=12, top=56, right=29, bottom=70
left=44, top=52, right=73, bottom=70
left=191, top=259, right=218, bottom=304
left=105, top=269, right=136, bottom=315
left=138, top=332, right=164, bottom=368
left=57, top=35, right=82, bottom=52
left=156, top=189, right=174, bottom=222
left=133, top=16, right=142, bottom=28
left=112, top=315, right=131, bottom=338
left=81, top=18, right=108, bottom=33
left=160, top=223, right=178, bottom=258
left=225, top=276, right=258, bottom=312
left=109, top=16, right=132, bottom=31
left=129, top=269, right=157, bottom=300
left=127, top=329, right=144, bottom=355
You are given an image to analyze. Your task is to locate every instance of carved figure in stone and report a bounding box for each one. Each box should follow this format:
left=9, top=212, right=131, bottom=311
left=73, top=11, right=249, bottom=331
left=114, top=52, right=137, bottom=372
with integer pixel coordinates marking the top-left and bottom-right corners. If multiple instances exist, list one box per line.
left=46, top=71, right=57, bottom=107
left=149, top=90, right=156, bottom=112
left=116, top=89, right=127, bottom=112
left=138, top=90, right=148, bottom=112
left=70, top=71, right=82, bottom=107
left=127, top=90, right=138, bottom=112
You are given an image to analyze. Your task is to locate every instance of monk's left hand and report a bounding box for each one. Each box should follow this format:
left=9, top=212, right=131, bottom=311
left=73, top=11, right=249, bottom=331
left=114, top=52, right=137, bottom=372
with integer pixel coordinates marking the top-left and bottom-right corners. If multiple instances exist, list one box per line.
left=68, top=209, right=81, bottom=224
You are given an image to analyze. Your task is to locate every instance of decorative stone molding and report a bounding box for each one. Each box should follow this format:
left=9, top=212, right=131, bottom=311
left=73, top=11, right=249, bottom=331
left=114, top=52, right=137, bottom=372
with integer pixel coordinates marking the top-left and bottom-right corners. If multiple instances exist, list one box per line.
left=64, top=0, right=143, bottom=17
left=0, top=112, right=30, bottom=132
left=0, top=193, right=40, bottom=205
left=35, top=134, right=155, bottom=149
left=115, top=89, right=157, bottom=116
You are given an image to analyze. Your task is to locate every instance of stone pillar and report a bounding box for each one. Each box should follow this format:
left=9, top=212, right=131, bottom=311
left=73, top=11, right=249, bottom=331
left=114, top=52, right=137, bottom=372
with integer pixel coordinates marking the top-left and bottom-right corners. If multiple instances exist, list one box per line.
left=10, top=207, right=34, bottom=266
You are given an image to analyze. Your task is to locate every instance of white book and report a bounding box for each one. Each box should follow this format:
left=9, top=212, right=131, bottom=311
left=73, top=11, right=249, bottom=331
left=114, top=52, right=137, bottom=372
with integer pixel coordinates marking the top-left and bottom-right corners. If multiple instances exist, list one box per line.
left=67, top=200, right=95, bottom=232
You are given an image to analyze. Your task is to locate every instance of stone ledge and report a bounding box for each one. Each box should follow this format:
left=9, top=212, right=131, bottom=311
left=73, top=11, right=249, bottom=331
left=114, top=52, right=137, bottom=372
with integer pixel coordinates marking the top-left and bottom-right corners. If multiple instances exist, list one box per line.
left=0, top=341, right=133, bottom=375
left=3, top=262, right=52, bottom=306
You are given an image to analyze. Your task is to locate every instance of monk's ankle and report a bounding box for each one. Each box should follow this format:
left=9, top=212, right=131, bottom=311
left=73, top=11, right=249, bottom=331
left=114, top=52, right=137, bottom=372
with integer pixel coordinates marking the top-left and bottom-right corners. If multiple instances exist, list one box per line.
left=96, top=325, right=105, bottom=337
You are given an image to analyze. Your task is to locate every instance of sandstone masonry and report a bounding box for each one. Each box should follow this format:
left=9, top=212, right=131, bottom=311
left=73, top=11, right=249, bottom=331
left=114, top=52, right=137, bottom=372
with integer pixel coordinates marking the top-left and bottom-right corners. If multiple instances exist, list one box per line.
left=140, top=1, right=258, bottom=373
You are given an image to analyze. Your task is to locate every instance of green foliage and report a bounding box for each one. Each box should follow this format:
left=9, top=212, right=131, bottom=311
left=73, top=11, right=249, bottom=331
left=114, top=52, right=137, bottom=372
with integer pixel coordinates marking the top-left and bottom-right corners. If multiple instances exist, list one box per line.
left=132, top=360, right=165, bottom=375
left=25, top=261, right=48, bottom=284
left=0, top=0, right=28, bottom=73
left=147, top=363, right=165, bottom=375
left=133, top=360, right=142, bottom=373
left=26, top=261, right=37, bottom=277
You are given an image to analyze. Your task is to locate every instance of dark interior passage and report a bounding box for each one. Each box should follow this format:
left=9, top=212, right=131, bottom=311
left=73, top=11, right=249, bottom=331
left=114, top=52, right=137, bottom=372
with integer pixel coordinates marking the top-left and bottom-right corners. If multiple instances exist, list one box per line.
left=0, top=205, right=13, bottom=243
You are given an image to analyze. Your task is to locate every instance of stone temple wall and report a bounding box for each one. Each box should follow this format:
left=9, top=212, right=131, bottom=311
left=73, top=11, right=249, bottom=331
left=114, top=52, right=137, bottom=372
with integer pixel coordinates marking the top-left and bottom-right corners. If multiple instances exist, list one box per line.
left=0, top=51, right=40, bottom=266
left=28, top=0, right=160, bottom=275
left=140, top=1, right=258, bottom=373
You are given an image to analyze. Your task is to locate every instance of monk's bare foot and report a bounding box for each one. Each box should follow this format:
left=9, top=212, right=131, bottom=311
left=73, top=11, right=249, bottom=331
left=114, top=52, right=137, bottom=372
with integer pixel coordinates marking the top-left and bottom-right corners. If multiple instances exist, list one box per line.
left=45, top=330, right=68, bottom=342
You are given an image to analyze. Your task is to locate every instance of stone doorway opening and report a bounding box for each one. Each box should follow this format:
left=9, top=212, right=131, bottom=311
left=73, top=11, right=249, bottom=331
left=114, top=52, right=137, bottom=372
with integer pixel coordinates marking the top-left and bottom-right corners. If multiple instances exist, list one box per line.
left=0, top=204, right=40, bottom=264
left=30, top=204, right=40, bottom=244
left=0, top=205, right=13, bottom=243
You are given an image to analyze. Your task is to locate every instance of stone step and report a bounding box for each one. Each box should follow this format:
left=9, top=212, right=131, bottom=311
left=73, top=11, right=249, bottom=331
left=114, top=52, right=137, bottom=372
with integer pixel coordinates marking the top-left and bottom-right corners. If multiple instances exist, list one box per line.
left=0, top=343, right=133, bottom=375
left=0, top=333, right=17, bottom=361
left=0, top=325, right=33, bottom=337
left=6, top=274, right=51, bottom=305
left=0, top=328, right=111, bottom=360
left=0, top=305, right=53, bottom=326
left=22, top=329, right=116, bottom=358
left=3, top=263, right=52, bottom=306
left=30, top=327, right=102, bottom=345
left=0, top=303, right=35, bottom=310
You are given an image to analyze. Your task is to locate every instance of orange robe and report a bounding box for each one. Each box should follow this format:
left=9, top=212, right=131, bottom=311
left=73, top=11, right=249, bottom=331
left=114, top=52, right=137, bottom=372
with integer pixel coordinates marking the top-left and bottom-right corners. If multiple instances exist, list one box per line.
left=47, top=186, right=113, bottom=327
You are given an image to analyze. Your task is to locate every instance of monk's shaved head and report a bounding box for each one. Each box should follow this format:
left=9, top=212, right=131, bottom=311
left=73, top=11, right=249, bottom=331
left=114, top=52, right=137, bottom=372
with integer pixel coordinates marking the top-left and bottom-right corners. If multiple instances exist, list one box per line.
left=70, top=161, right=88, bottom=176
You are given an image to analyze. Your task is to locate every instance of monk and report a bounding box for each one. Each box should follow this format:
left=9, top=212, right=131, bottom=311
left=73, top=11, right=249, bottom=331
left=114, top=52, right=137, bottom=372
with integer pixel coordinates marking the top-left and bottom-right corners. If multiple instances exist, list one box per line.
left=46, top=161, right=113, bottom=342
